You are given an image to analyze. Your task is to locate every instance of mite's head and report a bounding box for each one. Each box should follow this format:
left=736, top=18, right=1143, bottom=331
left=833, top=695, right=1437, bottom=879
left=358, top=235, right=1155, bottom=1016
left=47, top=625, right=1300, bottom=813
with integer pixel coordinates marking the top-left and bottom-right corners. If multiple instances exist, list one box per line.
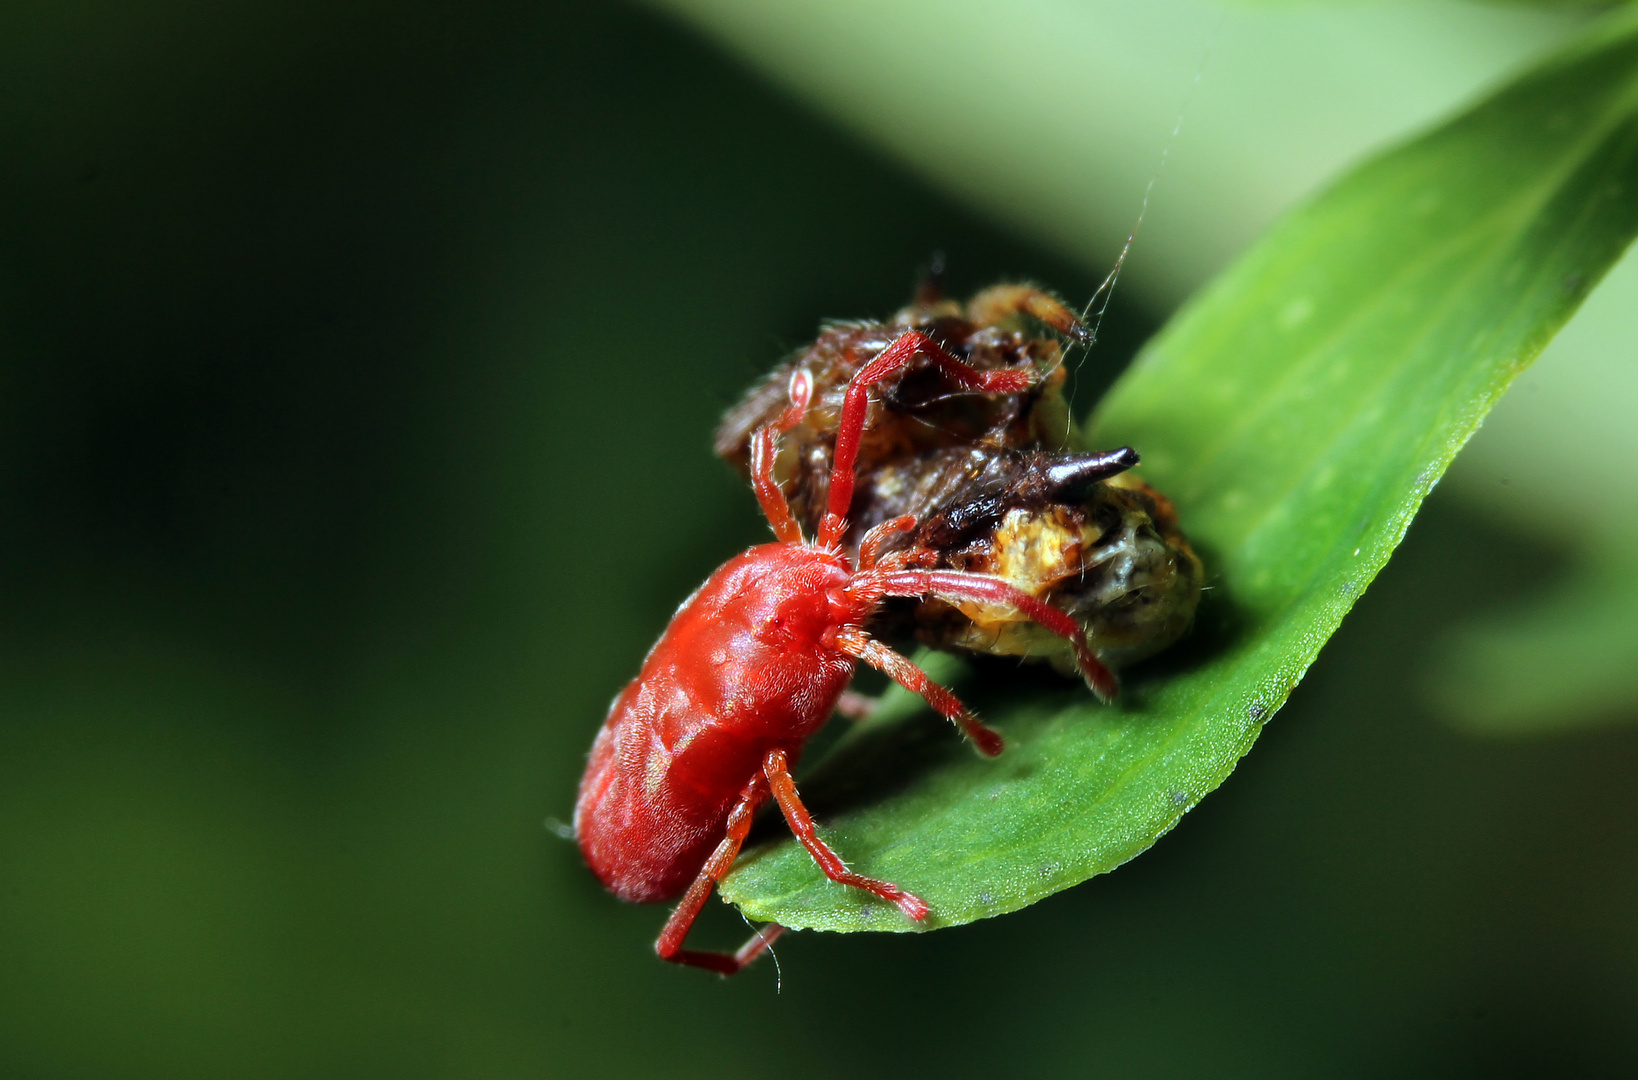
left=743, top=546, right=852, bottom=653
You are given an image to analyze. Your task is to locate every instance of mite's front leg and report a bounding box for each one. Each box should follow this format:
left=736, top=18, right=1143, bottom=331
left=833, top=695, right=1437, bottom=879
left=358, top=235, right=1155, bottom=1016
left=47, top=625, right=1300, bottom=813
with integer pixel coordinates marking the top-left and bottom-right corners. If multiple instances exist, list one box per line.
left=872, top=569, right=1119, bottom=700
left=819, top=331, right=1037, bottom=548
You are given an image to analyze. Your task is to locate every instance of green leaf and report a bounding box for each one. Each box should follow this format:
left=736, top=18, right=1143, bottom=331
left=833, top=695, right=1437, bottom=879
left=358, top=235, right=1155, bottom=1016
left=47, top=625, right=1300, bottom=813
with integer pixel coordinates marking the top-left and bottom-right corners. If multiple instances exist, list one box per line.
left=720, top=11, right=1638, bottom=931
left=1429, top=240, right=1638, bottom=733
left=1428, top=555, right=1638, bottom=734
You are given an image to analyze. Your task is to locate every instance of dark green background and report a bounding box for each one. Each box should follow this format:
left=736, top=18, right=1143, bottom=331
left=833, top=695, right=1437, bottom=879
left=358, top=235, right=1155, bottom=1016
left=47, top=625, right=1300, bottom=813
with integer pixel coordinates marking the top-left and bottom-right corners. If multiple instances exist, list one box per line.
left=2, top=2, right=1634, bottom=1076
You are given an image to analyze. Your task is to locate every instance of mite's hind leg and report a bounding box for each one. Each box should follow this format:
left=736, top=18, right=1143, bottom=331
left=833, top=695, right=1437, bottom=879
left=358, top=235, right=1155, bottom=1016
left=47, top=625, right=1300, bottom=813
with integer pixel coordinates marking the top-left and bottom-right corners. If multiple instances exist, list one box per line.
left=655, top=778, right=784, bottom=975
left=762, top=748, right=930, bottom=921
left=966, top=284, right=1091, bottom=345
left=827, top=627, right=1004, bottom=758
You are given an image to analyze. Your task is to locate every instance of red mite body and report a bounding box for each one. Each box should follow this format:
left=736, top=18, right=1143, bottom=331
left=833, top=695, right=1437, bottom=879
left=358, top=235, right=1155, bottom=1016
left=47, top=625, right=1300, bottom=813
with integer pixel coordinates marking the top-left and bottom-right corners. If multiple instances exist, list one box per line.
left=575, top=321, right=1116, bottom=975
left=578, top=544, right=852, bottom=903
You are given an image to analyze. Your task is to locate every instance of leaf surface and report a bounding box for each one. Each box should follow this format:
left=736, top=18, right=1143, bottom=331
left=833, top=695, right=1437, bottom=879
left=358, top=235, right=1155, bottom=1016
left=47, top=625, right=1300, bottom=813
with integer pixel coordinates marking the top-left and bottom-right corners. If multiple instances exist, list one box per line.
left=721, top=12, right=1638, bottom=931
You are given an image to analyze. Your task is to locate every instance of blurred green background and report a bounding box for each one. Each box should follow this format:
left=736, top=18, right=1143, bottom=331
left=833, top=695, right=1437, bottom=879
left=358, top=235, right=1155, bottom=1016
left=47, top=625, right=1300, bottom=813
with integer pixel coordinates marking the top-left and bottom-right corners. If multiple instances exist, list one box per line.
left=2, top=1, right=1635, bottom=1077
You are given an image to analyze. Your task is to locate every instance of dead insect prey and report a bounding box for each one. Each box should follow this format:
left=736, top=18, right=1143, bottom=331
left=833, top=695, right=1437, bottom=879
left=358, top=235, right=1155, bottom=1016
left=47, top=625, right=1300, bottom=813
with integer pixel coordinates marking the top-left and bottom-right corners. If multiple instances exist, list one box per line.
left=716, top=280, right=1203, bottom=677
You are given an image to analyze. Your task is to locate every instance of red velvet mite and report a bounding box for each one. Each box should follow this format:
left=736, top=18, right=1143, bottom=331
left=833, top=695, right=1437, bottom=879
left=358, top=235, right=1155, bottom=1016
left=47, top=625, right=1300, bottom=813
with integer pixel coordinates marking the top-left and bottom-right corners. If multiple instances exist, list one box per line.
left=574, top=329, right=1116, bottom=975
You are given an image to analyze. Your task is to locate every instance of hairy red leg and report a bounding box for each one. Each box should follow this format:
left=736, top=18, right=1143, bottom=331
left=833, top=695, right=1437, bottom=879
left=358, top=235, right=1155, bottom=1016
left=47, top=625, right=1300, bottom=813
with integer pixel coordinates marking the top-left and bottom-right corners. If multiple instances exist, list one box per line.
left=748, top=368, right=817, bottom=544
left=762, top=748, right=930, bottom=921
left=827, top=627, right=1004, bottom=758
left=655, top=778, right=784, bottom=975
left=857, top=514, right=917, bottom=571
left=750, top=425, right=803, bottom=544
left=966, top=283, right=1092, bottom=345
left=819, top=330, right=1037, bottom=548
left=873, top=570, right=1119, bottom=700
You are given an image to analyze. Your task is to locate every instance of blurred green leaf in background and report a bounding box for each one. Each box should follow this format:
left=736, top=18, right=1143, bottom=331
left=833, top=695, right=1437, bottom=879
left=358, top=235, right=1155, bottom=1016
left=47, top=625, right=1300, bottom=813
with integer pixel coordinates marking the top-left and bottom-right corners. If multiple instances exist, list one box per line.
left=3, top=1, right=1638, bottom=1078
left=1436, top=240, right=1638, bottom=732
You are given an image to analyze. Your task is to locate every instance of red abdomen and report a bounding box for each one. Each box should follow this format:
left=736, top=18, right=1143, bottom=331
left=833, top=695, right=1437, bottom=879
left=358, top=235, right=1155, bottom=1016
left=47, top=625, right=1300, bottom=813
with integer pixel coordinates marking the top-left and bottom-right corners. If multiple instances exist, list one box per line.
left=574, top=544, right=854, bottom=902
